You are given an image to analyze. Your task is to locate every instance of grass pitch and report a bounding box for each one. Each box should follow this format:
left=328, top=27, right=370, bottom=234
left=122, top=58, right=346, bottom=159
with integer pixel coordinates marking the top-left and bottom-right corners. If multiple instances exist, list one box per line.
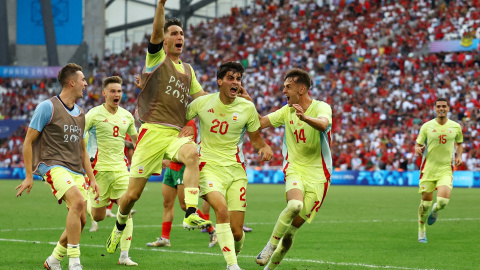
left=1, top=180, right=479, bottom=270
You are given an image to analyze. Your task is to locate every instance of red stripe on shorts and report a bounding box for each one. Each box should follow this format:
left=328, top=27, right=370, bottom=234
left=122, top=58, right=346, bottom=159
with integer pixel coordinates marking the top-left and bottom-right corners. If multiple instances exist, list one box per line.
left=135, top=128, right=148, bottom=151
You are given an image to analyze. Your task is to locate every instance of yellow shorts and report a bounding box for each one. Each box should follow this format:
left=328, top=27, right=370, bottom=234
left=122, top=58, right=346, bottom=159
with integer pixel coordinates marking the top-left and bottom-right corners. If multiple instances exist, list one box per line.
left=418, top=174, right=453, bottom=194
left=285, top=165, right=330, bottom=224
left=199, top=162, right=248, bottom=212
left=130, top=123, right=196, bottom=178
left=90, top=170, right=129, bottom=208
left=43, top=167, right=87, bottom=204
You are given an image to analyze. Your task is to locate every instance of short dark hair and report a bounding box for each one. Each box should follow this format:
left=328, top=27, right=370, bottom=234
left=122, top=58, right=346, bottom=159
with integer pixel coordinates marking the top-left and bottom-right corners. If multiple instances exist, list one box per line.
left=102, top=76, right=123, bottom=89
left=217, top=61, right=245, bottom=80
left=435, top=98, right=449, bottom=106
left=284, top=68, right=312, bottom=90
left=164, top=18, right=183, bottom=34
left=57, top=63, right=82, bottom=87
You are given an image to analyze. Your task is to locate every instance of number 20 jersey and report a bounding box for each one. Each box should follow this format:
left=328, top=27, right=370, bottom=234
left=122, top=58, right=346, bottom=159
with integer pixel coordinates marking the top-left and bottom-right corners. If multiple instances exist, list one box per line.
left=187, top=92, right=260, bottom=166
left=85, top=105, right=137, bottom=172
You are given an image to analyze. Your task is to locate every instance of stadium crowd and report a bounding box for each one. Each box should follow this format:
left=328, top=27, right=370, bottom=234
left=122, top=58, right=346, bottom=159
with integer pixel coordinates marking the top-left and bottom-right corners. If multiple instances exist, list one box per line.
left=1, top=0, right=480, bottom=171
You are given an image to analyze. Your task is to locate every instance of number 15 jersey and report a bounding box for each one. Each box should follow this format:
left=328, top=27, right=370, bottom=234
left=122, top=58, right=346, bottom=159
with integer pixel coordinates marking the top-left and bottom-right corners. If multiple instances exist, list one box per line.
left=416, top=119, right=463, bottom=180
left=186, top=93, right=260, bottom=166
left=85, top=105, right=137, bottom=172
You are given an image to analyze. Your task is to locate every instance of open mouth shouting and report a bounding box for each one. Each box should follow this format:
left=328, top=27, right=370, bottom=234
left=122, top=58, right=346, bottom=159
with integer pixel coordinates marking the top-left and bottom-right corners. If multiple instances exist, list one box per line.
left=230, top=86, right=238, bottom=95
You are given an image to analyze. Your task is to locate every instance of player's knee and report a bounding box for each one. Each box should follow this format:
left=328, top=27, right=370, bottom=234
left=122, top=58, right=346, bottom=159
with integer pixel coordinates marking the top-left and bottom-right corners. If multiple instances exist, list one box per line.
left=286, top=199, right=303, bottom=216
left=436, top=197, right=449, bottom=210
left=163, top=200, right=174, bottom=209
left=125, top=190, right=142, bottom=203
left=232, top=228, right=243, bottom=241
left=182, top=147, right=199, bottom=166
left=215, top=208, right=229, bottom=222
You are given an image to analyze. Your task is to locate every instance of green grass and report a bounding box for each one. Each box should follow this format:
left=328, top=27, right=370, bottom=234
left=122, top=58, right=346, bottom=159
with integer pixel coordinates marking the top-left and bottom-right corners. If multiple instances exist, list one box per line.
left=1, top=180, right=479, bottom=270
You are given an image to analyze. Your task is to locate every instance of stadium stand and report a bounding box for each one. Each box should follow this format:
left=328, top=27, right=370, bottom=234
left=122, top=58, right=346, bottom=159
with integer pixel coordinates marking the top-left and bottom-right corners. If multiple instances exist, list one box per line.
left=1, top=0, right=479, bottom=171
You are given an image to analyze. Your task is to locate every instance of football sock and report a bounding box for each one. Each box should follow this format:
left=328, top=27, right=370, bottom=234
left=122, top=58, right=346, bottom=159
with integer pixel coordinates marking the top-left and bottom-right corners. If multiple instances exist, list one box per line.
left=120, top=218, right=133, bottom=251
left=161, top=221, right=172, bottom=239
left=67, top=243, right=80, bottom=258
left=52, top=242, right=67, bottom=261
left=418, top=200, right=432, bottom=232
left=184, top=188, right=199, bottom=217
left=234, top=231, right=245, bottom=255
left=268, top=226, right=299, bottom=269
left=216, top=223, right=236, bottom=266
left=116, top=209, right=129, bottom=227
left=434, top=197, right=450, bottom=212
left=270, top=200, right=303, bottom=246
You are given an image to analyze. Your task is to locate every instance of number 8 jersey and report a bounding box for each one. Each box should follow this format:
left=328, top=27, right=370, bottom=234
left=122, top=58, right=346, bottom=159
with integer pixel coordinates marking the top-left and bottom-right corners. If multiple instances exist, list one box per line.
left=267, top=100, right=333, bottom=181
left=186, top=92, right=260, bottom=166
left=85, top=105, right=137, bottom=172
left=416, top=119, right=463, bottom=180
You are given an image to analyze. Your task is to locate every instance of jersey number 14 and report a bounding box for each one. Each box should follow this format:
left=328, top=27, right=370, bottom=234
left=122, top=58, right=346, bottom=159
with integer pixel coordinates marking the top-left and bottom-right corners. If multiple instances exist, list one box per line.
left=294, top=129, right=306, bottom=143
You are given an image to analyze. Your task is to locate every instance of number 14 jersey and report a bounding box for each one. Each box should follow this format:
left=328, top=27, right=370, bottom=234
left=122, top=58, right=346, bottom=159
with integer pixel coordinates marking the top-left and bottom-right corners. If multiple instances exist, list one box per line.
left=268, top=100, right=332, bottom=180
left=187, top=93, right=260, bottom=166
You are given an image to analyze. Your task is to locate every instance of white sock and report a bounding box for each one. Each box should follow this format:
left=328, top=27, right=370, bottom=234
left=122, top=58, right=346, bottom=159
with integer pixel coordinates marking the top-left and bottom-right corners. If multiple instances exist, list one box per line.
left=69, top=257, right=80, bottom=266
left=120, top=250, right=129, bottom=259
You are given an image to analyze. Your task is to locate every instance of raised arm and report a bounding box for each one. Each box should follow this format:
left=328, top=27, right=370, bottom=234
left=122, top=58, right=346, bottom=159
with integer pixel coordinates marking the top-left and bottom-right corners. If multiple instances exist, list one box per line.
left=292, top=104, right=329, bottom=132
left=15, top=128, right=40, bottom=196
left=247, top=130, right=273, bottom=162
left=151, top=0, right=167, bottom=44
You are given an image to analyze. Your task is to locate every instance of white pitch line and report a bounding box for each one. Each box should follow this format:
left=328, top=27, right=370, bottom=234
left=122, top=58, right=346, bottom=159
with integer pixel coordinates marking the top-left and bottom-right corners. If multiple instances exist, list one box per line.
left=2, top=217, right=479, bottom=232
left=0, top=238, right=437, bottom=270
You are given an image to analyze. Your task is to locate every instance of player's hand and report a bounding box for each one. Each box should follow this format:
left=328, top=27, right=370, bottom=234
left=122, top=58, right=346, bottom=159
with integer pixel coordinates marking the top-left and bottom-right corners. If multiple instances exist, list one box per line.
left=415, top=145, right=425, bottom=156
left=133, top=74, right=142, bottom=89
left=258, top=145, right=273, bottom=162
left=15, top=177, right=34, bottom=197
left=237, top=86, right=253, bottom=102
left=162, top=159, right=171, bottom=169
left=292, top=104, right=306, bottom=121
left=89, top=178, right=100, bottom=201
left=179, top=125, right=194, bottom=138
left=455, top=156, right=462, bottom=167
left=159, top=0, right=167, bottom=5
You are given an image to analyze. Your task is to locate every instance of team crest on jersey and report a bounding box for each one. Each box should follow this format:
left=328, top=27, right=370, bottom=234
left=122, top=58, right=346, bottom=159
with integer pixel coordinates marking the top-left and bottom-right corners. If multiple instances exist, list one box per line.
left=123, top=118, right=127, bottom=124
left=138, top=166, right=144, bottom=174
left=449, top=129, right=452, bottom=133
left=293, top=181, right=298, bottom=186
left=208, top=181, right=214, bottom=187
left=66, top=179, right=72, bottom=185
left=232, top=113, right=238, bottom=121
left=421, top=185, right=426, bottom=190
left=95, top=198, right=100, bottom=204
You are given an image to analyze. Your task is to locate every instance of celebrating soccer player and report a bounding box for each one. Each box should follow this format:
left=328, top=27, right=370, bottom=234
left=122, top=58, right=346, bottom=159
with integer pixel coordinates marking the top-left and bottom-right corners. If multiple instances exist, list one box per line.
left=105, top=0, right=211, bottom=255
left=187, top=61, right=273, bottom=270
left=414, top=98, right=463, bottom=243
left=240, top=68, right=332, bottom=269
left=85, top=76, right=139, bottom=265
left=15, top=63, right=99, bottom=270
left=146, top=119, right=218, bottom=248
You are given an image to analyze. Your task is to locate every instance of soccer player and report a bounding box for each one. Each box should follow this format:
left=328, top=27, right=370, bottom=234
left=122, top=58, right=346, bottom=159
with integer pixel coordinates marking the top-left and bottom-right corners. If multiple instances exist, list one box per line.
left=414, top=98, right=463, bottom=243
left=15, top=63, right=99, bottom=270
left=240, top=68, right=332, bottom=269
left=85, top=76, right=139, bottom=265
left=187, top=61, right=273, bottom=270
left=106, top=0, right=211, bottom=254
left=146, top=120, right=218, bottom=248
